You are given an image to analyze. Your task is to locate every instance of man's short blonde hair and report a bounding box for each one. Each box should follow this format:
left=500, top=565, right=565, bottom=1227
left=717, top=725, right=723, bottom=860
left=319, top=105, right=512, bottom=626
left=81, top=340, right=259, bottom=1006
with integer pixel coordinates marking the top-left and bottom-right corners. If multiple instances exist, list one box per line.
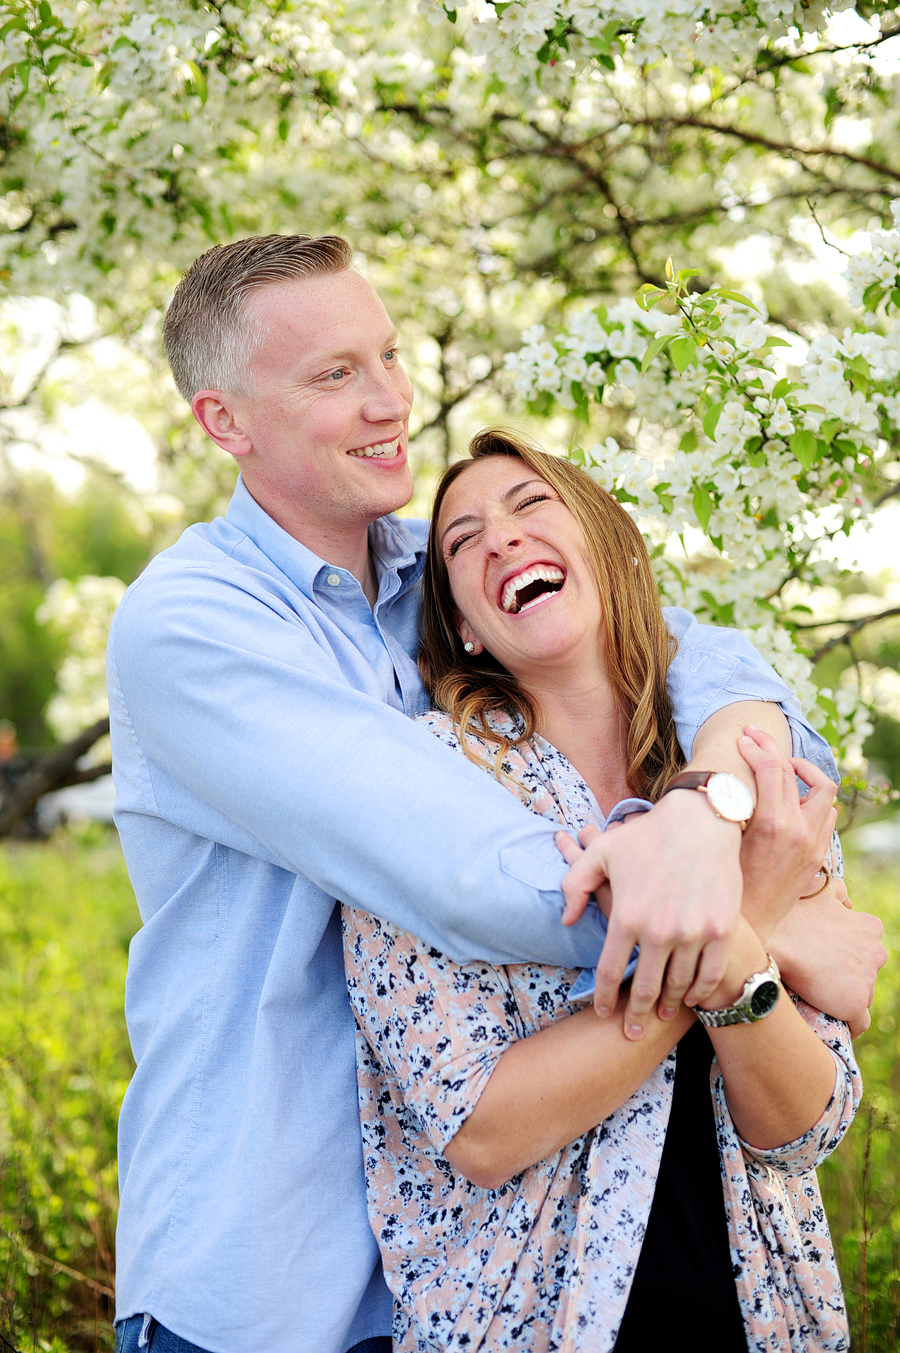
left=163, top=234, right=354, bottom=401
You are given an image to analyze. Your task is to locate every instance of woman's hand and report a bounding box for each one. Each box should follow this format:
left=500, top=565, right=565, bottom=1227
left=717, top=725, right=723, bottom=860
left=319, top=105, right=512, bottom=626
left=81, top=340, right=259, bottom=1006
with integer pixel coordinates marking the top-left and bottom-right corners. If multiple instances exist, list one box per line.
left=737, top=725, right=838, bottom=942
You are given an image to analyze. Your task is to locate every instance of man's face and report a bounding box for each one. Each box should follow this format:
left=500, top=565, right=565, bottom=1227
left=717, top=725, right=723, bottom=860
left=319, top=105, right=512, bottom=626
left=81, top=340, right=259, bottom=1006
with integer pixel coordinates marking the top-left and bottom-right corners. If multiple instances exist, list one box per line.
left=231, top=270, right=415, bottom=537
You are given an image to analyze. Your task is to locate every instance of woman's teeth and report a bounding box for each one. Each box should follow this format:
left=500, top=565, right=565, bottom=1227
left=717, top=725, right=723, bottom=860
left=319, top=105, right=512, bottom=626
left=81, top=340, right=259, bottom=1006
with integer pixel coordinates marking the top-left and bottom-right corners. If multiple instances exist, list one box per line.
left=501, top=566, right=565, bottom=614
left=347, top=440, right=400, bottom=458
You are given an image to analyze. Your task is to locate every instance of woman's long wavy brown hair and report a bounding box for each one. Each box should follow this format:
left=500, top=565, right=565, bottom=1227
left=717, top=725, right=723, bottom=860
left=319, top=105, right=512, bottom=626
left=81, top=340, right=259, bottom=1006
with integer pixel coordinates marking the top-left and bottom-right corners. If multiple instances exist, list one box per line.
left=418, top=428, right=684, bottom=801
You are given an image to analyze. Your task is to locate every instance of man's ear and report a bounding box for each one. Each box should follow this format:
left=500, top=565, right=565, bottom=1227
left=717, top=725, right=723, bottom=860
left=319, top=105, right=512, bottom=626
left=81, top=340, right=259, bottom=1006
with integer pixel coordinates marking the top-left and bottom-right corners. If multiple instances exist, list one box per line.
left=455, top=615, right=483, bottom=656
left=192, top=390, right=253, bottom=459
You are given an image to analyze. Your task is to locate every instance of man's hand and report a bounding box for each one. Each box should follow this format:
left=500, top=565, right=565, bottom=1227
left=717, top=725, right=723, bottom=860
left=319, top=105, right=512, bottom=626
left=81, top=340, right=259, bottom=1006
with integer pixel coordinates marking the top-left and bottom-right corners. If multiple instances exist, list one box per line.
left=557, top=789, right=743, bottom=1039
left=768, top=881, right=887, bottom=1037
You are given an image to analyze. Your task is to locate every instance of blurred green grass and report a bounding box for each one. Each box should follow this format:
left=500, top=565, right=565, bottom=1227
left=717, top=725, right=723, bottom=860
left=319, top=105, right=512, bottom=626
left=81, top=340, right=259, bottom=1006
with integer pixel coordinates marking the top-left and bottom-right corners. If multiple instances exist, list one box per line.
left=0, top=831, right=897, bottom=1351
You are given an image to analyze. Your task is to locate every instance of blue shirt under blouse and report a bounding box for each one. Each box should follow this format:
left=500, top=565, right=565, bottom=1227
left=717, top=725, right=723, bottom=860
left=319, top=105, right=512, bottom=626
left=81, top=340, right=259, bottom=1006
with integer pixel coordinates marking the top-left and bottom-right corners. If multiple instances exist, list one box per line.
left=106, top=475, right=835, bottom=1353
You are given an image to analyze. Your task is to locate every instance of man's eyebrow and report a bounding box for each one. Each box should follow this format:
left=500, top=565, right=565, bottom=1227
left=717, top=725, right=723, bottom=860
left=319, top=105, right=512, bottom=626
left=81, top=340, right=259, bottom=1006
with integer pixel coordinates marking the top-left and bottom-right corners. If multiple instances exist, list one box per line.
left=440, top=480, right=547, bottom=543
left=305, top=329, right=401, bottom=370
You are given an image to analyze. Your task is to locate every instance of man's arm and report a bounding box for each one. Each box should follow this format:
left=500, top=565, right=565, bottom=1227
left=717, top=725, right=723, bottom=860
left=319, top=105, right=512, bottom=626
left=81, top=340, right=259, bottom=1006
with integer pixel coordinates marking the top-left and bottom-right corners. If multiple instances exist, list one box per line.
left=108, top=565, right=607, bottom=970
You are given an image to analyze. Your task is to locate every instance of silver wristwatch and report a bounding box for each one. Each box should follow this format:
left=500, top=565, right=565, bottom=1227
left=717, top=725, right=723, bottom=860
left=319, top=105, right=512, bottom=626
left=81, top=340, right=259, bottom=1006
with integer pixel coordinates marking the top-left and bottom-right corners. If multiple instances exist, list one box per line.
left=660, top=770, right=755, bottom=831
left=695, top=955, right=781, bottom=1028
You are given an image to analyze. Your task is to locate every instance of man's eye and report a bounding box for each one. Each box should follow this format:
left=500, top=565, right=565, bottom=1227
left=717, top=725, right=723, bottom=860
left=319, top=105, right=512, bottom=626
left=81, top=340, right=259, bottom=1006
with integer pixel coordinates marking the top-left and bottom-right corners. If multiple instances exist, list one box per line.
left=327, top=368, right=346, bottom=381
left=383, top=348, right=397, bottom=362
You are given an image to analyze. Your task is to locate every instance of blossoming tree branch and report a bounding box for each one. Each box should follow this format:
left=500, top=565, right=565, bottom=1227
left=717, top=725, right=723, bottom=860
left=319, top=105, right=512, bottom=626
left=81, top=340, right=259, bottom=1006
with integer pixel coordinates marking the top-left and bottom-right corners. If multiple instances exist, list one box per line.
left=1, top=0, right=899, bottom=813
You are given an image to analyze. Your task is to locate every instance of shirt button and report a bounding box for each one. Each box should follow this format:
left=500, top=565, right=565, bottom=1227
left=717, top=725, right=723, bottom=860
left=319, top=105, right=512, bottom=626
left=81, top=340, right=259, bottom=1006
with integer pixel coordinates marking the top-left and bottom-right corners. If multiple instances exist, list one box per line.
left=326, top=573, right=341, bottom=587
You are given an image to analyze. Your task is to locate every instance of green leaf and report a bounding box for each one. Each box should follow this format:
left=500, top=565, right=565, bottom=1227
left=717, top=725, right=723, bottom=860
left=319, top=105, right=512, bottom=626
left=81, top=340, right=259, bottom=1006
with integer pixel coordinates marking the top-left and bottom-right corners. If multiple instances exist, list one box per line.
left=278, top=118, right=289, bottom=142
left=676, top=267, right=705, bottom=283
left=635, top=283, right=665, bottom=311
left=594, top=52, right=615, bottom=70
left=692, top=484, right=716, bottom=533
left=772, top=378, right=801, bottom=399
left=818, top=419, right=841, bottom=446
left=95, top=60, right=114, bottom=91
left=0, top=18, right=29, bottom=40
left=713, top=290, right=759, bottom=312
left=670, top=334, right=697, bottom=374
left=39, top=1, right=52, bottom=23
left=759, top=336, right=792, bottom=350
left=702, top=401, right=723, bottom=439
left=187, top=60, right=207, bottom=104
left=653, top=484, right=673, bottom=512
left=790, top=429, right=817, bottom=469
left=641, top=332, right=672, bottom=374
left=679, top=429, right=698, bottom=452
left=484, top=73, right=504, bottom=97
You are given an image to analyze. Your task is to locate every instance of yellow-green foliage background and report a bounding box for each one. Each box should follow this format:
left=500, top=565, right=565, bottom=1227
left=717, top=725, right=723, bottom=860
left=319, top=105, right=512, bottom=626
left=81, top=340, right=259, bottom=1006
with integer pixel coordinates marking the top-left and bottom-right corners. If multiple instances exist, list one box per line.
left=0, top=830, right=897, bottom=1352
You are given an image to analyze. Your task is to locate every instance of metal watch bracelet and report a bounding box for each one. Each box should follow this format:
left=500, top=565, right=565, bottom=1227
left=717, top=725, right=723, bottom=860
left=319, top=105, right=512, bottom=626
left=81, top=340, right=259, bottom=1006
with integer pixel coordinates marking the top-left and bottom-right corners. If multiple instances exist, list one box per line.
left=695, top=954, right=781, bottom=1028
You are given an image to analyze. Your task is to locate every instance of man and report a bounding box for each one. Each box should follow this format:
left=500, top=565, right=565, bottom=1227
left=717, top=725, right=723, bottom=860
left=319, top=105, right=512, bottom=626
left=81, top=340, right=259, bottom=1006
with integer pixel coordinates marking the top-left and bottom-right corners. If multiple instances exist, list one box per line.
left=108, top=235, right=882, bottom=1353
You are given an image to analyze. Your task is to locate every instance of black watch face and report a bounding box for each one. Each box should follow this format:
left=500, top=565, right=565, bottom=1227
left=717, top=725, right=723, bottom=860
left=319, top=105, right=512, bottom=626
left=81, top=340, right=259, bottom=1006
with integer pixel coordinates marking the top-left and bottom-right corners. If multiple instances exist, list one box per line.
left=750, top=980, right=779, bottom=1018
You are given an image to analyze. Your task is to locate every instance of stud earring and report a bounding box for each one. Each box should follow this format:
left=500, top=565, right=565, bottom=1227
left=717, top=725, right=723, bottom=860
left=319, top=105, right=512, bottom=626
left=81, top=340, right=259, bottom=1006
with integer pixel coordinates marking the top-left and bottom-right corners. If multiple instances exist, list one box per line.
left=464, top=642, right=475, bottom=653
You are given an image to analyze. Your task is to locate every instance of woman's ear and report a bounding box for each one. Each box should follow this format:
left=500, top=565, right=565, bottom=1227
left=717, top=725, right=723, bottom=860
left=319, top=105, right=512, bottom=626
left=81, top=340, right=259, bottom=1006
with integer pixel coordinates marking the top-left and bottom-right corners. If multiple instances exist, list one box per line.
left=455, top=615, right=483, bottom=656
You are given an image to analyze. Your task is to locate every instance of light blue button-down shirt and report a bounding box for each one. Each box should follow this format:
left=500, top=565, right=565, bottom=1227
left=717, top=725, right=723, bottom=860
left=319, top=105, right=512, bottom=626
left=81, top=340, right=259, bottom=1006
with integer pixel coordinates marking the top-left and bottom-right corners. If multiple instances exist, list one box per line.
left=107, top=476, right=834, bottom=1353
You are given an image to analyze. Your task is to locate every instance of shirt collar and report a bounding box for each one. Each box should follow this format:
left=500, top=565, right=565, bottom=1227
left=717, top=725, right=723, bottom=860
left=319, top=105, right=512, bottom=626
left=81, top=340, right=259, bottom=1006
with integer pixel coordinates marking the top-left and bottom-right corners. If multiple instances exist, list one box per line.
left=225, top=474, right=426, bottom=600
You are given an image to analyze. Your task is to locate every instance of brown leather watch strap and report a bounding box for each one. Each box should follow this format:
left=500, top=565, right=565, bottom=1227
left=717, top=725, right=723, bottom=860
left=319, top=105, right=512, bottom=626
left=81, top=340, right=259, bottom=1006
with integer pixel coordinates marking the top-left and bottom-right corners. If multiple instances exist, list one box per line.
left=661, top=771, right=714, bottom=795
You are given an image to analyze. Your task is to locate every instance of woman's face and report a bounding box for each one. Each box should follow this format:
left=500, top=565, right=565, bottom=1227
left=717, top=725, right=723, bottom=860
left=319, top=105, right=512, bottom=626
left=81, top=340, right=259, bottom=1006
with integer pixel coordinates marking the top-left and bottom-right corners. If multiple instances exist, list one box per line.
left=437, top=455, right=606, bottom=682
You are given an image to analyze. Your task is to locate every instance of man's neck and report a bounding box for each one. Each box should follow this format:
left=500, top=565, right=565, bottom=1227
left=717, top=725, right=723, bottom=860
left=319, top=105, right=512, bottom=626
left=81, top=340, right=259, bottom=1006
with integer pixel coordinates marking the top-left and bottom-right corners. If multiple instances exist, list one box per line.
left=241, top=477, right=380, bottom=607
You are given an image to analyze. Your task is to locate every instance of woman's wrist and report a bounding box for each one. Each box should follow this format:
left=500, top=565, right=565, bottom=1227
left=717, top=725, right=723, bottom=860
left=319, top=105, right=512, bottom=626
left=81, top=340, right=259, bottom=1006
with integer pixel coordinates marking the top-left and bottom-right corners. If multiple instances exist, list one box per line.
left=696, top=918, right=769, bottom=1013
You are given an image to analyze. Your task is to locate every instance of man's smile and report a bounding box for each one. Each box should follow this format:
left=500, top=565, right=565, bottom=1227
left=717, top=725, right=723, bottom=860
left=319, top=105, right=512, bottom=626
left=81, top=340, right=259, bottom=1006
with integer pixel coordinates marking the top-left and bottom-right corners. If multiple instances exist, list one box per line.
left=499, top=564, right=566, bottom=614
left=346, top=438, right=403, bottom=459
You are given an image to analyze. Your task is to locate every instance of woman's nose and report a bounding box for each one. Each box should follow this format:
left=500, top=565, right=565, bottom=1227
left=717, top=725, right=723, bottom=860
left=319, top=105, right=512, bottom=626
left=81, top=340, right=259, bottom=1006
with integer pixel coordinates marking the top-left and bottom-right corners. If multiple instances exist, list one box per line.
left=484, top=519, right=523, bottom=555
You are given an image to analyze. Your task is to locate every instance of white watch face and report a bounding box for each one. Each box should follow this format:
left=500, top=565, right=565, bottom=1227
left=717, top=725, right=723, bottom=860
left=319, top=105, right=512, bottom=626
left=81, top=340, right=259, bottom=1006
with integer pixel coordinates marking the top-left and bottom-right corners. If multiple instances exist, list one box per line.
left=706, top=772, right=754, bottom=823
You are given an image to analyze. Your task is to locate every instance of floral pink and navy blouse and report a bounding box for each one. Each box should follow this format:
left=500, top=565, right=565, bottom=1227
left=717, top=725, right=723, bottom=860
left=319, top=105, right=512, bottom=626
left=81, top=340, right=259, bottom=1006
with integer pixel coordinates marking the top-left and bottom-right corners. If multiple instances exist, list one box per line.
left=341, top=711, right=860, bottom=1352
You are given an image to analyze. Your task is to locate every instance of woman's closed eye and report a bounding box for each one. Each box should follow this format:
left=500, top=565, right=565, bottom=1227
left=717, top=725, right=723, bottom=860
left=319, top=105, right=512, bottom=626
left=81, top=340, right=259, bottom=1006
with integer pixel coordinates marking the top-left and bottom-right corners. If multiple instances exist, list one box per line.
left=447, top=529, right=480, bottom=558
left=515, top=492, right=552, bottom=512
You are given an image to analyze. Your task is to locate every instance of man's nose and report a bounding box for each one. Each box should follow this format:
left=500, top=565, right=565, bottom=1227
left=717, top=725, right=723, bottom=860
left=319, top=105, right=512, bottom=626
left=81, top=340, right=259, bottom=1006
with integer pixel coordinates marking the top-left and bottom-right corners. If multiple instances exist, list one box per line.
left=363, top=367, right=413, bottom=422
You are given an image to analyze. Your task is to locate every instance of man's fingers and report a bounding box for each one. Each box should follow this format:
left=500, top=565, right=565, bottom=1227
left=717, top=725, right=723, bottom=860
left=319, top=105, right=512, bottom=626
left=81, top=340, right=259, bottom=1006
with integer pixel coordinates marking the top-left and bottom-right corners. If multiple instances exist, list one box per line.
left=620, top=945, right=670, bottom=1039
left=561, top=834, right=610, bottom=926
left=658, top=945, right=704, bottom=1019
left=592, top=925, right=636, bottom=1020
left=555, top=830, right=584, bottom=866
left=849, top=1007, right=872, bottom=1039
left=683, top=936, right=732, bottom=1008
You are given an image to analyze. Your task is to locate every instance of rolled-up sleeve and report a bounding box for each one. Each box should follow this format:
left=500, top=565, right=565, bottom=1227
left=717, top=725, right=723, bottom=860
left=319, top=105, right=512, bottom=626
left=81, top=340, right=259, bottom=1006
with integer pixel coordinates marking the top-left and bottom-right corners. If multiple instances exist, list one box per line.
left=664, top=607, right=838, bottom=780
left=737, top=998, right=861, bottom=1177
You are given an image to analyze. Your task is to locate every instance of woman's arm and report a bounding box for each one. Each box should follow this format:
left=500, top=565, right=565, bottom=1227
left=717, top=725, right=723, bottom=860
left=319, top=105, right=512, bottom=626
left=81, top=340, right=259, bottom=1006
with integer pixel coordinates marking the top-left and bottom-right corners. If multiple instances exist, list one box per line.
left=697, top=916, right=838, bottom=1149
left=443, top=995, right=693, bottom=1191
left=735, top=728, right=886, bottom=1034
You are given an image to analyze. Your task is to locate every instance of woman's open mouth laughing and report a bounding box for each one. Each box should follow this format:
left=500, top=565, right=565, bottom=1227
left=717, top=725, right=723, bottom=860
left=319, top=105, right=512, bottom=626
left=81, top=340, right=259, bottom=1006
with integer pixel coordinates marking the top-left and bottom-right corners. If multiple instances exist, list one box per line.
left=499, top=565, right=566, bottom=614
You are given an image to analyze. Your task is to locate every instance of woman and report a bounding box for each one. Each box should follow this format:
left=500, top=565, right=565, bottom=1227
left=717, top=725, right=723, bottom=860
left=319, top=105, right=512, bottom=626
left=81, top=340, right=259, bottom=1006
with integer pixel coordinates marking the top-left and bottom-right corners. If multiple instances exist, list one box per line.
left=342, top=429, right=858, bottom=1352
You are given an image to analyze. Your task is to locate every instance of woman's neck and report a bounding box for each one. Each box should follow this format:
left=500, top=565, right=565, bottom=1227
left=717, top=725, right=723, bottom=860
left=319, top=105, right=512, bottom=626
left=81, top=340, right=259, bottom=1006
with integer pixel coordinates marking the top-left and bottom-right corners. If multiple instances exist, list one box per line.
left=522, top=669, right=632, bottom=818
